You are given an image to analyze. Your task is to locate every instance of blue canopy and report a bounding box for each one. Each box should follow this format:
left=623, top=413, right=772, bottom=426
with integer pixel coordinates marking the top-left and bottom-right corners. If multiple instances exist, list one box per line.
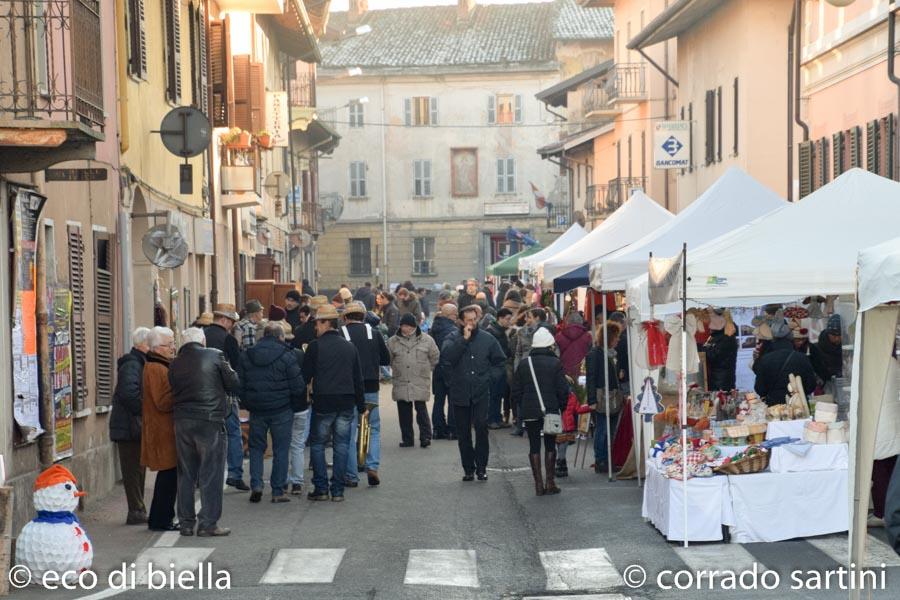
left=552, top=265, right=589, bottom=293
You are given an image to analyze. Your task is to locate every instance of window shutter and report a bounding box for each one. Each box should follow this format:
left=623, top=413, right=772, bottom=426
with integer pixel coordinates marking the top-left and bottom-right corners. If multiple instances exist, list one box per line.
left=507, top=158, right=516, bottom=192
left=414, top=160, right=421, bottom=195
left=94, top=232, right=115, bottom=407
left=164, top=0, right=182, bottom=103
left=233, top=55, right=251, bottom=131
left=488, top=95, right=496, bottom=124
left=127, top=0, right=148, bottom=78
left=817, top=136, right=829, bottom=188
left=798, top=140, right=813, bottom=199
left=350, top=162, right=357, bottom=197
left=424, top=160, right=431, bottom=196
left=209, top=19, right=229, bottom=126
left=249, top=62, right=266, bottom=134
left=429, top=97, right=438, bottom=125
left=404, top=98, right=411, bottom=126
left=832, top=131, right=844, bottom=176
left=514, top=94, right=523, bottom=123
left=496, top=158, right=504, bottom=192
left=884, top=115, right=896, bottom=179
left=866, top=119, right=879, bottom=174
left=848, top=125, right=862, bottom=168
left=716, top=86, right=723, bottom=162
left=67, top=225, right=88, bottom=410
left=704, top=89, right=715, bottom=165
left=197, top=3, right=209, bottom=115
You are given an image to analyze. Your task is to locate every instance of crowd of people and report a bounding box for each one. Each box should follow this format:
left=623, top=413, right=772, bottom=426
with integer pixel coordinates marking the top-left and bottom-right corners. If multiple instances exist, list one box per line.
left=108, top=278, right=641, bottom=537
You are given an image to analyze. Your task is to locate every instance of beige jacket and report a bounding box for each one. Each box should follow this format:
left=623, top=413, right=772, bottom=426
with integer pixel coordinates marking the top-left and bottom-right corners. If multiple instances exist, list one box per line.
left=387, top=330, right=439, bottom=402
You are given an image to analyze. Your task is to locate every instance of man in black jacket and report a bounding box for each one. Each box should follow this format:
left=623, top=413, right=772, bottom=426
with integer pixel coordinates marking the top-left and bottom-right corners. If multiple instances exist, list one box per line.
left=110, top=327, right=151, bottom=525
left=203, top=304, right=248, bottom=491
left=169, top=328, right=239, bottom=537
left=294, top=296, right=327, bottom=349
left=284, top=290, right=304, bottom=331
left=239, top=323, right=307, bottom=503
left=441, top=305, right=506, bottom=481
left=754, top=321, right=817, bottom=406
left=341, top=302, right=391, bottom=487
left=486, top=308, right=513, bottom=429
left=430, top=303, right=459, bottom=439
left=302, top=305, right=366, bottom=501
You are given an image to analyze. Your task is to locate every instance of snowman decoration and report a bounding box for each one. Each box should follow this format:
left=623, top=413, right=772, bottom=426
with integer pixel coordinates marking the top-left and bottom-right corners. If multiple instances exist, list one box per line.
left=15, top=465, right=93, bottom=583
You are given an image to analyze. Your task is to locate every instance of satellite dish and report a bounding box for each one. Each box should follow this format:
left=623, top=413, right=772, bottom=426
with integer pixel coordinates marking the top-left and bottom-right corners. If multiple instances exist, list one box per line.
left=291, top=229, right=314, bottom=249
left=264, top=171, right=291, bottom=200
left=158, top=107, right=211, bottom=158
left=141, top=223, right=189, bottom=268
left=319, top=192, right=344, bottom=223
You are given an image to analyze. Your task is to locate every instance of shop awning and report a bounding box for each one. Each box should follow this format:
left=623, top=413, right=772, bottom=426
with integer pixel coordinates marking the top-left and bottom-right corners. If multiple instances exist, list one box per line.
left=519, top=224, right=588, bottom=273
left=290, top=117, right=340, bottom=155
left=258, top=0, right=321, bottom=62
left=487, top=244, right=543, bottom=277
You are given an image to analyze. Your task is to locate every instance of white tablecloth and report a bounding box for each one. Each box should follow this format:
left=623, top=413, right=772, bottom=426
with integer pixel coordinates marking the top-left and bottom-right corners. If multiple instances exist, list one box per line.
left=642, top=463, right=734, bottom=542
left=727, top=469, right=849, bottom=543
left=769, top=443, right=849, bottom=473
left=766, top=419, right=810, bottom=440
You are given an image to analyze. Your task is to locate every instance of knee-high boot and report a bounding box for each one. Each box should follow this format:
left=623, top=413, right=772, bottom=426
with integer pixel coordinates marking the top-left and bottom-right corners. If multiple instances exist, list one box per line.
left=528, top=454, right=545, bottom=496
left=544, top=451, right=561, bottom=494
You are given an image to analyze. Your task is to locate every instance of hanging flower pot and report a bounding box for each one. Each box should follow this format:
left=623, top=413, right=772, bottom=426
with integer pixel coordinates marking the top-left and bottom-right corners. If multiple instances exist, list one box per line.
left=256, top=131, right=273, bottom=149
left=221, top=127, right=251, bottom=150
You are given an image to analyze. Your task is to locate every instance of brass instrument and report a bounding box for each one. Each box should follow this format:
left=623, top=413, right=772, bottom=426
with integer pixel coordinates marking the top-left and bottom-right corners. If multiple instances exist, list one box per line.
left=357, top=407, right=372, bottom=466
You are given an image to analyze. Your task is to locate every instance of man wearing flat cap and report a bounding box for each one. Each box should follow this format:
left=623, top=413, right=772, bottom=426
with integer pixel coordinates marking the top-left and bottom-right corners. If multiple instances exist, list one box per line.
left=236, top=300, right=265, bottom=350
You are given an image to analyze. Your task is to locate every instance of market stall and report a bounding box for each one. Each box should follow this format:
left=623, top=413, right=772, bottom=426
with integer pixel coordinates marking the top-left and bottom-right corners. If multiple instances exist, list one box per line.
left=486, top=244, right=543, bottom=277
left=518, top=223, right=587, bottom=274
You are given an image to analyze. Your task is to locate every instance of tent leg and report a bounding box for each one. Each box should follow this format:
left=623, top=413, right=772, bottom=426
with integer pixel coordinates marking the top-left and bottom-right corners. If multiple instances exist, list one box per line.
left=602, top=298, right=613, bottom=482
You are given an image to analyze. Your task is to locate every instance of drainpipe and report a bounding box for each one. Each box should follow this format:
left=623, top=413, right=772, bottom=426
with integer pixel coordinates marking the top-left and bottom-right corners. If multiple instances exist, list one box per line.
left=793, top=0, right=809, bottom=142
left=663, top=38, right=671, bottom=211
left=204, top=0, right=219, bottom=306
left=889, top=8, right=900, bottom=179
left=787, top=7, right=795, bottom=202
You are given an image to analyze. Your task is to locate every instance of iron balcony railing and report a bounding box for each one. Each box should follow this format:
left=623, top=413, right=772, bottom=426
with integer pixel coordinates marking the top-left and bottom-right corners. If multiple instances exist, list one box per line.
left=585, top=176, right=647, bottom=218
left=301, top=201, right=324, bottom=235
left=289, top=68, right=316, bottom=108
left=605, top=63, right=646, bottom=104
left=0, top=0, right=104, bottom=129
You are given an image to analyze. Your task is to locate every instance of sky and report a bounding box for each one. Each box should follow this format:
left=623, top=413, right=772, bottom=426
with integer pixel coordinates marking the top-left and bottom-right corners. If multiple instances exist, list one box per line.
left=329, top=0, right=552, bottom=11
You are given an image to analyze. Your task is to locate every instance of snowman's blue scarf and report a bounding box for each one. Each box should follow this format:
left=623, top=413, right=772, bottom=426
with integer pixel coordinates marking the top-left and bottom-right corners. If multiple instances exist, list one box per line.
left=34, top=510, right=80, bottom=525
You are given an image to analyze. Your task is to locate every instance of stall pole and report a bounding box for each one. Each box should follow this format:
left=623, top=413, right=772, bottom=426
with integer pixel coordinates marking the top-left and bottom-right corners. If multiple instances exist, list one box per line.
left=626, top=306, right=642, bottom=487
left=602, top=297, right=613, bottom=482
left=680, top=243, right=689, bottom=548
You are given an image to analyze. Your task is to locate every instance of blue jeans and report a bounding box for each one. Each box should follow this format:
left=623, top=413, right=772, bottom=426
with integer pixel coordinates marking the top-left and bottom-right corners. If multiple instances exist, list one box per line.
left=249, top=409, right=294, bottom=496
left=347, top=392, right=381, bottom=480
left=488, top=376, right=507, bottom=425
left=310, top=408, right=354, bottom=497
left=225, top=400, right=244, bottom=480
left=431, top=373, right=455, bottom=435
left=593, top=411, right=620, bottom=466
left=288, top=409, right=310, bottom=485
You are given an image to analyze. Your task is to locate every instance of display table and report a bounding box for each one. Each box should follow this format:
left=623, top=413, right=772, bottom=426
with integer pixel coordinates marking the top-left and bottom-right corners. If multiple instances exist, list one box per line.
left=766, top=419, right=809, bottom=440
left=769, top=443, right=849, bottom=473
left=727, top=468, right=849, bottom=543
left=642, top=462, right=734, bottom=542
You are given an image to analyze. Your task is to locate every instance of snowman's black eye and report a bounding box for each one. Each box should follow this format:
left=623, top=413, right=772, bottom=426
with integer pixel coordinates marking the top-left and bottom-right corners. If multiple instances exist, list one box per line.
left=65, top=484, right=72, bottom=490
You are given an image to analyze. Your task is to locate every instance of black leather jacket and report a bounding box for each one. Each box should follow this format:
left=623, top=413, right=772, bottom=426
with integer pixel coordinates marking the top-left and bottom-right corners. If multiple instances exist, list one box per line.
left=168, top=342, right=240, bottom=423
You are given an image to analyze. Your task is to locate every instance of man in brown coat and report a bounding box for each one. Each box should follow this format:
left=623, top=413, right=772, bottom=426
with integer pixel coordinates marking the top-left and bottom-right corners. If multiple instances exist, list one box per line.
left=141, top=327, right=178, bottom=531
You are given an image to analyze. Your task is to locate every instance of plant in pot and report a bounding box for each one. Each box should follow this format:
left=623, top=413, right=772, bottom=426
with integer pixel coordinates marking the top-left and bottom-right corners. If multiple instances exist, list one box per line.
left=220, top=127, right=251, bottom=149
left=256, top=130, right=274, bottom=149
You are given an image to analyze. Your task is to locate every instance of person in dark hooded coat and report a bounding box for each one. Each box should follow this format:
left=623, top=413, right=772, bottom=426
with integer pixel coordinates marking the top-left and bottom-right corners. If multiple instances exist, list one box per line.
left=702, top=310, right=738, bottom=391
left=753, top=320, right=817, bottom=406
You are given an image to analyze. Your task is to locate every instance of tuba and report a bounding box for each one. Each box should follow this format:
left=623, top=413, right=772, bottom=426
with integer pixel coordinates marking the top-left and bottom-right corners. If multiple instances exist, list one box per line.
left=357, top=408, right=371, bottom=466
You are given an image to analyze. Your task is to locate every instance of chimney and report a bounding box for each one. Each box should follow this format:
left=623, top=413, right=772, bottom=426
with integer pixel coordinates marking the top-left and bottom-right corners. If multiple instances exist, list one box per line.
left=458, top=0, right=476, bottom=21
left=348, top=0, right=368, bottom=24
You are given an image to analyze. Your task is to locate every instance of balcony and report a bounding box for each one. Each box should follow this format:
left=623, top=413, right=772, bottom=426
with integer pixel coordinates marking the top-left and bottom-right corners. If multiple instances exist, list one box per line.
left=300, top=201, right=324, bottom=235
left=582, top=63, right=647, bottom=119
left=0, top=0, right=104, bottom=171
left=585, top=177, right=647, bottom=218
left=289, top=62, right=316, bottom=108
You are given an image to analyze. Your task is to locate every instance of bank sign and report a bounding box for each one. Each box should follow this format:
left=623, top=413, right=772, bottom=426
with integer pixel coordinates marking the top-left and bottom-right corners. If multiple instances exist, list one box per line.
left=653, top=121, right=690, bottom=169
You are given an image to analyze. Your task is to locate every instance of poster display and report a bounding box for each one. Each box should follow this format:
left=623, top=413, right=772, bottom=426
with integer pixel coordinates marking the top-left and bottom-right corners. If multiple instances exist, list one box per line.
left=11, top=186, right=46, bottom=441
left=49, top=290, right=74, bottom=460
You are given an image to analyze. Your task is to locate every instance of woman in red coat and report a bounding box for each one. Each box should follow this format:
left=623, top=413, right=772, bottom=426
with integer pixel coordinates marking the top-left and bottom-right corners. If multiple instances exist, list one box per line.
left=555, top=312, right=592, bottom=380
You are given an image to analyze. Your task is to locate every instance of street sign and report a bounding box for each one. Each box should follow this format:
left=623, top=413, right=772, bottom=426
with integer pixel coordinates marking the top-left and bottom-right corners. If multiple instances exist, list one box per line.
left=45, top=168, right=108, bottom=182
left=653, top=121, right=690, bottom=169
left=158, top=106, right=211, bottom=158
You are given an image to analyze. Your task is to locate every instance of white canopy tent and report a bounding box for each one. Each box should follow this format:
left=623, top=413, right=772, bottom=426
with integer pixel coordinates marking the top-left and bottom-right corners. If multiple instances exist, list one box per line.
left=537, top=192, right=674, bottom=284
left=849, top=238, right=900, bottom=600
left=590, top=167, right=787, bottom=291
left=518, top=223, right=587, bottom=273
left=684, top=168, right=900, bottom=301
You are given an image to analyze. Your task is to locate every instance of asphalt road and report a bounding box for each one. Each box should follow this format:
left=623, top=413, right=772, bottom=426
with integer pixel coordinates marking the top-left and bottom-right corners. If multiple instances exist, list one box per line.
left=10, top=386, right=900, bottom=600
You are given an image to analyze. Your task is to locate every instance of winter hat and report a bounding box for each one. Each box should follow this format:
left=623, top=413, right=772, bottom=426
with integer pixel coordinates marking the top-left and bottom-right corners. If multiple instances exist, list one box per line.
left=531, top=327, right=555, bottom=349
left=825, top=314, right=842, bottom=336
left=268, top=305, right=286, bottom=321
left=286, top=290, right=302, bottom=303
left=770, top=319, right=792, bottom=340
left=34, top=464, right=80, bottom=492
left=399, top=313, right=418, bottom=329
left=245, top=299, right=263, bottom=315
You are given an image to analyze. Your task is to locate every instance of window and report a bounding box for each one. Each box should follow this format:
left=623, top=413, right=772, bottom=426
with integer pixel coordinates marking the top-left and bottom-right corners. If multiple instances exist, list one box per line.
left=349, top=100, right=365, bottom=128
left=349, top=238, right=371, bottom=276
left=163, top=0, right=182, bottom=103
left=94, top=232, right=115, bottom=407
left=67, top=225, right=88, bottom=411
left=704, top=89, right=716, bottom=166
left=404, top=96, right=438, bottom=126
left=413, top=237, right=436, bottom=276
left=497, top=157, right=516, bottom=193
left=188, top=2, right=208, bottom=115
left=349, top=161, right=367, bottom=197
left=413, top=160, right=432, bottom=197
left=488, top=94, right=523, bottom=124
left=127, top=0, right=147, bottom=79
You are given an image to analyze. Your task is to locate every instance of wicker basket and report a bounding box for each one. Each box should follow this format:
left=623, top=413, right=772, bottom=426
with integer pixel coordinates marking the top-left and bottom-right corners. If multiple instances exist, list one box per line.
left=714, top=451, right=770, bottom=475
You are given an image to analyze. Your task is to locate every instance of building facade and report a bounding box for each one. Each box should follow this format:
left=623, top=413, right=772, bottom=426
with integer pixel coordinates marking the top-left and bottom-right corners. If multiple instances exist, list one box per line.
left=315, top=0, right=614, bottom=289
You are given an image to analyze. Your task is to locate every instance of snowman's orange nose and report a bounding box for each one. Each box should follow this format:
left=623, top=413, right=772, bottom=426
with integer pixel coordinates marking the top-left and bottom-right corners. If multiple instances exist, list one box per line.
left=74, top=491, right=86, bottom=497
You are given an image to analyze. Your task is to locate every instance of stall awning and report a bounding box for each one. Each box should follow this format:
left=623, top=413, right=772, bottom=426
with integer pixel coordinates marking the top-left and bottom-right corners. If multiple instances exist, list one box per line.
left=487, top=245, right=543, bottom=277
left=258, top=0, right=321, bottom=62
left=290, top=117, right=340, bottom=155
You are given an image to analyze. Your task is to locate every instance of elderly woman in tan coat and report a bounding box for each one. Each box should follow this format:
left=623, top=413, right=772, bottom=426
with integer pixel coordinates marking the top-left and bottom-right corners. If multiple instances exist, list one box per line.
left=141, top=326, right=178, bottom=532
left=387, top=313, right=440, bottom=448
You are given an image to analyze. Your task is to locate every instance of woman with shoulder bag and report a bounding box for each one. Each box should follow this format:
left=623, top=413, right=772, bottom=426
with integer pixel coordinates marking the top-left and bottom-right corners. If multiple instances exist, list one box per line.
left=586, top=321, right=623, bottom=474
left=510, top=328, right=569, bottom=496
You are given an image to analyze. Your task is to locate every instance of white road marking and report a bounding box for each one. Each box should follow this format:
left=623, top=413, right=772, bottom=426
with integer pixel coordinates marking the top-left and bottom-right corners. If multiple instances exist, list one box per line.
left=259, top=548, right=346, bottom=584
left=524, top=596, right=631, bottom=600
left=807, top=534, right=900, bottom=568
left=133, top=547, right=214, bottom=585
left=540, top=548, right=623, bottom=591
left=76, top=588, right=129, bottom=600
left=154, top=531, right=180, bottom=547
left=404, top=549, right=479, bottom=588
left=674, top=543, right=766, bottom=574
